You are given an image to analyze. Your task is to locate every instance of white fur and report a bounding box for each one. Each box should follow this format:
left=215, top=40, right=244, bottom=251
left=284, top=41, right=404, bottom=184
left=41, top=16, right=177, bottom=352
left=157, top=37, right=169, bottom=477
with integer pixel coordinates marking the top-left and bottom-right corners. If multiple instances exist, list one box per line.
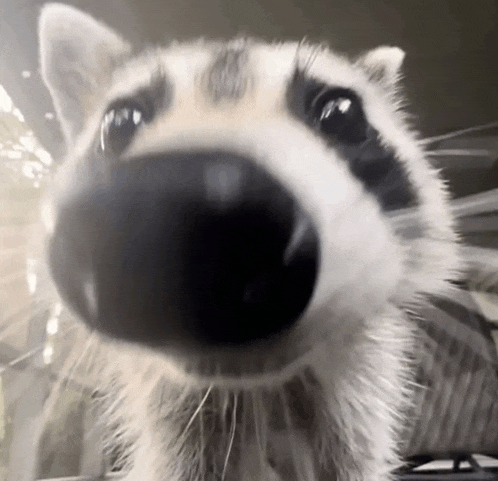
left=38, top=4, right=461, bottom=481
left=356, top=46, right=406, bottom=87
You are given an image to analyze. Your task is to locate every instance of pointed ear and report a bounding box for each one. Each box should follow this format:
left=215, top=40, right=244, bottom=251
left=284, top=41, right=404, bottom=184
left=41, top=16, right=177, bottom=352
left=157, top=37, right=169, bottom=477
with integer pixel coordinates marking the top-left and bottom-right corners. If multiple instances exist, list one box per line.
left=355, top=46, right=405, bottom=88
left=39, top=3, right=132, bottom=143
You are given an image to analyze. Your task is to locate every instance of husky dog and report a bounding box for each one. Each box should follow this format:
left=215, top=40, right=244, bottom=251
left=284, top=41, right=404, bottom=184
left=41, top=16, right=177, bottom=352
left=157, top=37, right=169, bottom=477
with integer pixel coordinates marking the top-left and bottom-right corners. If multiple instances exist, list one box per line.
left=38, top=4, right=460, bottom=481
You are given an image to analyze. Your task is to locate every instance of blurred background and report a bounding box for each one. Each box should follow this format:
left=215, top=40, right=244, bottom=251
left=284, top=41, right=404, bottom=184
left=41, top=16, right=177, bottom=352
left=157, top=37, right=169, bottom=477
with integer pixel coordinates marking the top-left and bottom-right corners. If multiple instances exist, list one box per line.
left=0, top=1, right=497, bottom=480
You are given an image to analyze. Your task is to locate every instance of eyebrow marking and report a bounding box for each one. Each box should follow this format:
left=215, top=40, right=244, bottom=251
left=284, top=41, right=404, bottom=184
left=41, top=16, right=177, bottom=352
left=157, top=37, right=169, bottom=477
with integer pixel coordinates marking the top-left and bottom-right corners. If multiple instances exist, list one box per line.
left=109, top=58, right=173, bottom=116
left=204, top=42, right=250, bottom=103
left=131, top=67, right=172, bottom=114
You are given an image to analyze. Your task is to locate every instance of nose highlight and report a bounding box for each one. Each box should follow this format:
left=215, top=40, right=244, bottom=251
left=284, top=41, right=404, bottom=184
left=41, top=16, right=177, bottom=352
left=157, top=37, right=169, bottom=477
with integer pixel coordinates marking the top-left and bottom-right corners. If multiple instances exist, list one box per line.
left=204, top=163, right=243, bottom=206
left=49, top=151, right=319, bottom=349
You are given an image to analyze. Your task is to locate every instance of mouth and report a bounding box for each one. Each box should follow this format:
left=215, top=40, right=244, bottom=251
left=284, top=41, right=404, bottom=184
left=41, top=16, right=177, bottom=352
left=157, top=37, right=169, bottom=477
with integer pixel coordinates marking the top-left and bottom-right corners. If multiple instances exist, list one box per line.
left=48, top=151, right=320, bottom=362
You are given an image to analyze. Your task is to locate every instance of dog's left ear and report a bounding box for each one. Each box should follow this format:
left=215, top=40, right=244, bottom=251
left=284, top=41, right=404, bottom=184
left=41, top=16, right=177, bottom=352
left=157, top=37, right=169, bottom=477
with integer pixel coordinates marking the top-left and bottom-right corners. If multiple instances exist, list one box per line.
left=39, top=3, right=132, bottom=144
left=355, top=46, right=405, bottom=88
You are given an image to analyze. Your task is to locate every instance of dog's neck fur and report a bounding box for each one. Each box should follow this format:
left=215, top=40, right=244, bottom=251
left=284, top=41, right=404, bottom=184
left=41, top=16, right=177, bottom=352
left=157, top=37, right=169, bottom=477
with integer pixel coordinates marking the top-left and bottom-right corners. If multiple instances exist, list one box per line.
left=93, top=304, right=413, bottom=481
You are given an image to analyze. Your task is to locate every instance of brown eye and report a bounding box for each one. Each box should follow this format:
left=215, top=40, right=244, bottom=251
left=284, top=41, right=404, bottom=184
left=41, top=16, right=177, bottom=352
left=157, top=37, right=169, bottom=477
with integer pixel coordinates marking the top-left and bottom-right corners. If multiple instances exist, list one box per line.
left=311, top=89, right=367, bottom=144
left=100, top=102, right=149, bottom=157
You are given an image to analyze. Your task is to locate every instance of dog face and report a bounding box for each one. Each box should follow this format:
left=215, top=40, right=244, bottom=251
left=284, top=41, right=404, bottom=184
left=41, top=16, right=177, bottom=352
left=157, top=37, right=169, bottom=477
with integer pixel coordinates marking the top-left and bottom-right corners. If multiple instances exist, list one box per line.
left=39, top=3, right=459, bottom=384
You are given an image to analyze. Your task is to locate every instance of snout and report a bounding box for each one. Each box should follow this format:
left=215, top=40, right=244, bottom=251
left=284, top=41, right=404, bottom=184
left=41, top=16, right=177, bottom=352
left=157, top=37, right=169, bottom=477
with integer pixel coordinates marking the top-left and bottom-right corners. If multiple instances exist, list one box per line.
left=48, top=152, right=319, bottom=349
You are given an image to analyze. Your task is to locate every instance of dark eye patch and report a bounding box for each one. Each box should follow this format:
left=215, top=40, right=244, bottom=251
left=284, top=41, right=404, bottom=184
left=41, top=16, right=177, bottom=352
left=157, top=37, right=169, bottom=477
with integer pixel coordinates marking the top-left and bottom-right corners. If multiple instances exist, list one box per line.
left=338, top=135, right=416, bottom=211
left=100, top=99, right=151, bottom=157
left=287, top=69, right=417, bottom=212
left=96, top=68, right=172, bottom=159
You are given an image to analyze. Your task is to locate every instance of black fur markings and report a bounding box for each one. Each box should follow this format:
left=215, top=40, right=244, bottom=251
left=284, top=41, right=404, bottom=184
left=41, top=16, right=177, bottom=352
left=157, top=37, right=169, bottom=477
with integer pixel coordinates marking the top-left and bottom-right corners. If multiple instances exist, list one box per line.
left=107, top=64, right=173, bottom=125
left=287, top=70, right=417, bottom=212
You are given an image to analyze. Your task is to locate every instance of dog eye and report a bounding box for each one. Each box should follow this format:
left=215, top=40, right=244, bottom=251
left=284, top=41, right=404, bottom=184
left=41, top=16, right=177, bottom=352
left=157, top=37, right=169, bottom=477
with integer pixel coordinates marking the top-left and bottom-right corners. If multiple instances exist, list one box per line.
left=311, top=89, right=367, bottom=144
left=100, top=102, right=148, bottom=156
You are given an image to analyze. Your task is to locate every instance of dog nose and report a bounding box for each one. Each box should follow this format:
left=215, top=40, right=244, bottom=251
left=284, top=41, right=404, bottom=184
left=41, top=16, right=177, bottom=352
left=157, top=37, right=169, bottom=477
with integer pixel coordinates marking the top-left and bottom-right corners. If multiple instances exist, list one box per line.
left=49, top=152, right=319, bottom=348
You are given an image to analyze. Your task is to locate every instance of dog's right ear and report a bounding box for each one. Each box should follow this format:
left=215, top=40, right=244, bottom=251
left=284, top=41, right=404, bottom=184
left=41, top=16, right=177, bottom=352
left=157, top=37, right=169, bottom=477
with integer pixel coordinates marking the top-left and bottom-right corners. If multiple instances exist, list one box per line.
left=39, top=3, right=132, bottom=144
left=355, top=46, right=405, bottom=91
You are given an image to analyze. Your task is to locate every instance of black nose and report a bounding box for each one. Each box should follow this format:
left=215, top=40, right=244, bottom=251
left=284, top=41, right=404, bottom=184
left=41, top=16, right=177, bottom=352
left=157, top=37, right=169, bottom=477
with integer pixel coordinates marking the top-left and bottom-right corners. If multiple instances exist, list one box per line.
left=49, top=152, right=319, bottom=348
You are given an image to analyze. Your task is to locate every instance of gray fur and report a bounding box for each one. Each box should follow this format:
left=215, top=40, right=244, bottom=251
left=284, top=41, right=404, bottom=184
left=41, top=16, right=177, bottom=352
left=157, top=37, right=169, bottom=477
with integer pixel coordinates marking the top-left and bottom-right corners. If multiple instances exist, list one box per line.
left=204, top=42, right=250, bottom=103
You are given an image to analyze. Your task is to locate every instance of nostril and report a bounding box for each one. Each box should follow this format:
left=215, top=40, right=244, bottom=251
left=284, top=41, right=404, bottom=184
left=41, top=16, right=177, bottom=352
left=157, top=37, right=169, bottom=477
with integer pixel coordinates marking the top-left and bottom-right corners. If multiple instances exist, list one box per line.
left=184, top=206, right=319, bottom=346
left=243, top=212, right=318, bottom=312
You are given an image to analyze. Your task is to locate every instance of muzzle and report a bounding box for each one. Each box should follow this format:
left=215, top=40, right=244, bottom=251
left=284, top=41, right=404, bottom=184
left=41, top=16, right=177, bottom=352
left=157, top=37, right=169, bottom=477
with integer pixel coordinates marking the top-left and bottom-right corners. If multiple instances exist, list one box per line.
left=48, top=151, right=319, bottom=350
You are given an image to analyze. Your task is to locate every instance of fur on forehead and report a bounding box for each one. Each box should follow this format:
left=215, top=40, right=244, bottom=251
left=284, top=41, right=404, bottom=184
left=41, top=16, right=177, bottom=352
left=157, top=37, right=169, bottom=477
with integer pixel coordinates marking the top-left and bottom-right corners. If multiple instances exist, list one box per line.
left=111, top=41, right=404, bottom=101
left=39, top=3, right=406, bottom=144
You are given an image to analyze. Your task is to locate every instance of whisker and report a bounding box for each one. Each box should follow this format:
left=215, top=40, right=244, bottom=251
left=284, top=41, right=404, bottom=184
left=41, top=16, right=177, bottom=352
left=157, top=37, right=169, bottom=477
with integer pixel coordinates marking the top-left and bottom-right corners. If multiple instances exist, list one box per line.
left=279, top=386, right=315, bottom=481
left=458, top=214, right=498, bottom=233
left=423, top=286, right=482, bottom=314
left=420, top=120, right=498, bottom=145
left=220, top=390, right=228, bottom=445
left=241, top=390, right=248, bottom=463
left=181, top=384, right=213, bottom=439
left=304, top=45, right=324, bottom=75
left=40, top=331, right=98, bottom=428
left=279, top=388, right=295, bottom=479
left=251, top=389, right=267, bottom=472
left=198, top=389, right=206, bottom=479
left=295, top=41, right=326, bottom=76
left=222, top=389, right=230, bottom=420
left=221, top=392, right=238, bottom=481
left=0, top=346, right=43, bottom=375
left=426, top=148, right=497, bottom=170
left=65, top=329, right=99, bottom=383
left=387, top=188, right=498, bottom=234
left=426, top=148, right=495, bottom=157
left=450, top=188, right=498, bottom=217
left=294, top=38, right=308, bottom=70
